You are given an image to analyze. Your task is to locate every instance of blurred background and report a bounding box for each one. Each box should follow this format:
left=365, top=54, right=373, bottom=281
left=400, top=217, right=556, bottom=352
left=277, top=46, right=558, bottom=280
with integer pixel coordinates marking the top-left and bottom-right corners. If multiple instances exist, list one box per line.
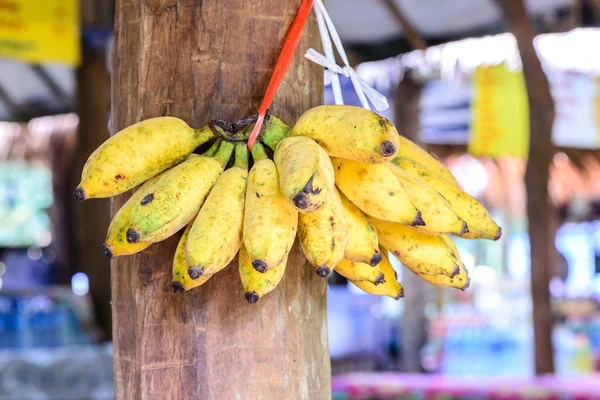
left=1, top=0, right=600, bottom=399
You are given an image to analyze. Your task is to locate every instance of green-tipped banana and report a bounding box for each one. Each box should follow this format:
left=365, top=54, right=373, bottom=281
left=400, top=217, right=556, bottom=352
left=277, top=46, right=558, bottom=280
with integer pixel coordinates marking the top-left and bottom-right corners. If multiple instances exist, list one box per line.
left=259, top=115, right=292, bottom=150
left=126, top=141, right=233, bottom=244
left=186, top=143, right=248, bottom=278
left=74, top=118, right=214, bottom=200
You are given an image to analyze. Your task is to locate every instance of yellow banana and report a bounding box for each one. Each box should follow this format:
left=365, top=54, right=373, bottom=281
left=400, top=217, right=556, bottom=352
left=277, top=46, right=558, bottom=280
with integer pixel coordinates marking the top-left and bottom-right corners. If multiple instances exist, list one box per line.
left=171, top=223, right=213, bottom=293
left=339, top=191, right=382, bottom=266
left=332, top=157, right=423, bottom=226
left=74, top=117, right=214, bottom=200
left=243, top=143, right=298, bottom=272
left=298, top=188, right=348, bottom=278
left=291, top=105, right=399, bottom=163
left=441, top=235, right=462, bottom=263
left=102, top=168, right=171, bottom=258
left=350, top=250, right=403, bottom=299
left=372, top=217, right=458, bottom=277
left=415, top=268, right=470, bottom=290
left=394, top=135, right=459, bottom=186
left=239, top=245, right=287, bottom=304
left=386, top=163, right=468, bottom=236
left=393, top=158, right=502, bottom=240
left=186, top=143, right=248, bottom=279
left=126, top=141, right=233, bottom=244
left=274, top=136, right=335, bottom=212
left=335, top=258, right=384, bottom=285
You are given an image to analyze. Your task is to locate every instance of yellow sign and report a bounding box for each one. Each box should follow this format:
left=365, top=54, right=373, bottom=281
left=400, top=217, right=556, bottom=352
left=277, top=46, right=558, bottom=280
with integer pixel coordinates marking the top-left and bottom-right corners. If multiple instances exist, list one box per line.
left=0, top=0, right=80, bottom=66
left=469, top=64, right=529, bottom=158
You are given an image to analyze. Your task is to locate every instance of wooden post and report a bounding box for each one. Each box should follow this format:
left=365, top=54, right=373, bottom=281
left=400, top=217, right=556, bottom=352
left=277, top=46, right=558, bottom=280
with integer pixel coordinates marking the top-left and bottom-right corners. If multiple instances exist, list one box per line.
left=110, top=1, right=329, bottom=398
left=495, top=0, right=556, bottom=374
left=394, top=73, right=427, bottom=372
left=73, top=0, right=114, bottom=339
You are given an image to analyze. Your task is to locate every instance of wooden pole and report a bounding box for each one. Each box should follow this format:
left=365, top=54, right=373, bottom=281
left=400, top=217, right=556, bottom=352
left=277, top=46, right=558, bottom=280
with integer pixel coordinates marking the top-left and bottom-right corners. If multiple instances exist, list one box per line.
left=394, top=73, right=427, bottom=372
left=73, top=0, right=114, bottom=340
left=110, top=1, right=329, bottom=398
left=379, top=0, right=427, bottom=50
left=495, top=0, right=556, bottom=374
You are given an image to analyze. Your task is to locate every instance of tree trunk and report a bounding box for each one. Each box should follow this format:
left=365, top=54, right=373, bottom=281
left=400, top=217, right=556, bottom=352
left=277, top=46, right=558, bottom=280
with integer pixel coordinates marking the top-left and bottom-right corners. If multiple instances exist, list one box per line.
left=73, top=0, right=115, bottom=340
left=495, top=0, right=556, bottom=374
left=394, top=73, right=428, bottom=372
left=110, top=1, right=329, bottom=399
left=73, top=45, right=113, bottom=340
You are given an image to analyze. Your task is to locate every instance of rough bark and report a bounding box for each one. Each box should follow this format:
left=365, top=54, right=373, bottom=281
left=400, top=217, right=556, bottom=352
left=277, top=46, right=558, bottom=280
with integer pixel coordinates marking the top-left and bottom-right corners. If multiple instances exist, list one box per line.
left=111, top=1, right=329, bottom=399
left=495, top=0, right=556, bottom=374
left=394, top=73, right=427, bottom=372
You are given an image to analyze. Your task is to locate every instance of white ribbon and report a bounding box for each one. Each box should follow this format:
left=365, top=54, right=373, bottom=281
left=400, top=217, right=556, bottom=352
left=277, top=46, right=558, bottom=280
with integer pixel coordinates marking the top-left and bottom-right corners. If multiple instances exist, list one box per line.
left=306, top=0, right=389, bottom=112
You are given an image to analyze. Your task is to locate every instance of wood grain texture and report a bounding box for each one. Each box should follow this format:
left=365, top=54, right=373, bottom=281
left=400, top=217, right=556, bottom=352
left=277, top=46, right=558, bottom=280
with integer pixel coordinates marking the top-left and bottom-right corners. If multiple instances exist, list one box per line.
left=495, top=0, right=556, bottom=374
left=110, top=0, right=329, bottom=398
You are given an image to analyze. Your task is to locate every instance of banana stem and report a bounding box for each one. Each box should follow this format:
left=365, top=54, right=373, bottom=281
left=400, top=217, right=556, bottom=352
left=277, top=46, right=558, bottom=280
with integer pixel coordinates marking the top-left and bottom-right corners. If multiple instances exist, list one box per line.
left=234, top=142, right=249, bottom=169
left=260, top=116, right=292, bottom=150
left=203, top=140, right=221, bottom=157
left=251, top=142, right=268, bottom=161
left=194, top=125, right=217, bottom=144
left=212, top=141, right=235, bottom=168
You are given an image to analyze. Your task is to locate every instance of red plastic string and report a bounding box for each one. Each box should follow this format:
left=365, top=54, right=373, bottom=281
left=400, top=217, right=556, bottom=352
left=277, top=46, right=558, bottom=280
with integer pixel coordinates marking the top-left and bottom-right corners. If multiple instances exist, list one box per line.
left=247, top=0, right=315, bottom=150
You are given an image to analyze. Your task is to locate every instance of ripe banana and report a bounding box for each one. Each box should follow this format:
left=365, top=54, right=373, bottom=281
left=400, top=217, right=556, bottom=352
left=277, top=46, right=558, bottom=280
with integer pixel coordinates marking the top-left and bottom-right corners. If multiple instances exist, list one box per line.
left=332, top=157, right=423, bottom=226
left=291, top=105, right=399, bottom=163
left=275, top=136, right=335, bottom=212
left=171, top=223, right=213, bottom=293
left=186, top=143, right=248, bottom=278
left=335, top=258, right=384, bottom=285
left=414, top=235, right=469, bottom=289
left=386, top=163, right=468, bottom=236
left=244, top=143, right=297, bottom=273
left=441, top=235, right=462, bottom=263
left=350, top=250, right=403, bottom=299
left=393, top=158, right=502, bottom=240
left=102, top=167, right=173, bottom=258
left=239, top=245, right=288, bottom=303
left=298, top=188, right=348, bottom=277
left=74, top=117, right=214, bottom=200
left=394, top=135, right=459, bottom=186
left=339, top=191, right=381, bottom=266
left=372, top=217, right=458, bottom=277
left=126, top=141, right=233, bottom=244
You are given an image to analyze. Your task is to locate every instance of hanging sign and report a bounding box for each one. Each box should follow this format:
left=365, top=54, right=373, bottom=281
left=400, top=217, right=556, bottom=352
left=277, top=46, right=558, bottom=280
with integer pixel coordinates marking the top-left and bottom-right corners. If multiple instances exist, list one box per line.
left=550, top=70, right=599, bottom=149
left=0, top=0, right=80, bottom=66
left=469, top=64, right=529, bottom=158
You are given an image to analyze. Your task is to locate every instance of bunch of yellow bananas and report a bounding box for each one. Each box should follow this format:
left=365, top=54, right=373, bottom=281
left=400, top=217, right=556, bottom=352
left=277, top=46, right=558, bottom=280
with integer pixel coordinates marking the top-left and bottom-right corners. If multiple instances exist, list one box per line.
left=75, top=105, right=500, bottom=303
